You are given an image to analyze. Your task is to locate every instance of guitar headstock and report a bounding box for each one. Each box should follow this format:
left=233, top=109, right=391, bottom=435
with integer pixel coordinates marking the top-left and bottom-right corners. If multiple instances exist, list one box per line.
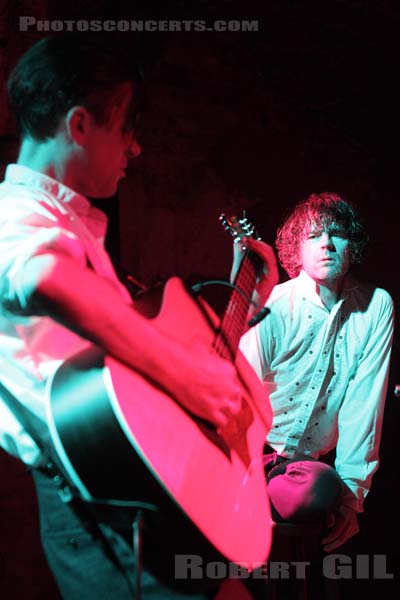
left=219, top=211, right=260, bottom=244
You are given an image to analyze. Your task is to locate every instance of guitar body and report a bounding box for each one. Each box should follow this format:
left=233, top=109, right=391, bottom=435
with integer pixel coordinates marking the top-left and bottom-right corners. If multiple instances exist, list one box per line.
left=47, top=276, right=272, bottom=568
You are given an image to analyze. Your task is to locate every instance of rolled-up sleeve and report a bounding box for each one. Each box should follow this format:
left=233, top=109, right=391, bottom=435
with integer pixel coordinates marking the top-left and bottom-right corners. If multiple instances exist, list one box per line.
left=0, top=194, right=87, bottom=316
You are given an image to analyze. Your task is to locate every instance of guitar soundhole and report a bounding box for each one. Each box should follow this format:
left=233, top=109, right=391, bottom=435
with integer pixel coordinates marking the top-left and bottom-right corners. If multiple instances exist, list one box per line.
left=194, top=419, right=232, bottom=461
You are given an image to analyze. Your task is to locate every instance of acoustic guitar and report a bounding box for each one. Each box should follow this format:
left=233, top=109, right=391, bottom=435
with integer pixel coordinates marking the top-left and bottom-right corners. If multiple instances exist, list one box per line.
left=46, top=213, right=273, bottom=568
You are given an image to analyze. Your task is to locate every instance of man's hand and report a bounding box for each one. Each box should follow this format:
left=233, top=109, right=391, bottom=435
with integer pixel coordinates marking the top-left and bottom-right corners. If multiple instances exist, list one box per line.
left=20, top=253, right=249, bottom=431
left=231, top=238, right=279, bottom=329
left=171, top=341, right=244, bottom=430
left=322, top=504, right=359, bottom=552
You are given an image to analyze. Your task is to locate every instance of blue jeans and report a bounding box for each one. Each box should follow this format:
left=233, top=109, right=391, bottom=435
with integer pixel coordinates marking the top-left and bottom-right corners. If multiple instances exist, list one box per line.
left=31, top=469, right=216, bottom=599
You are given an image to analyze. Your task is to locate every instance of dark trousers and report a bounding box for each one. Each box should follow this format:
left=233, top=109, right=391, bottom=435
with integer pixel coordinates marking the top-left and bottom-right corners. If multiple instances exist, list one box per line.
left=31, top=469, right=214, bottom=600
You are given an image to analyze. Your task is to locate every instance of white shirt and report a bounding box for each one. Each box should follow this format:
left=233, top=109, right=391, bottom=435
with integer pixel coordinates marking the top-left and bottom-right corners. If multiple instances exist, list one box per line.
left=240, top=269, right=394, bottom=512
left=0, top=165, right=131, bottom=466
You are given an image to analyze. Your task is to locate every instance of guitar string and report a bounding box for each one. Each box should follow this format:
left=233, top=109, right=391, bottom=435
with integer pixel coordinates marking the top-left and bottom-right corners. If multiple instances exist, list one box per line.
left=214, top=254, right=258, bottom=358
left=217, top=259, right=257, bottom=355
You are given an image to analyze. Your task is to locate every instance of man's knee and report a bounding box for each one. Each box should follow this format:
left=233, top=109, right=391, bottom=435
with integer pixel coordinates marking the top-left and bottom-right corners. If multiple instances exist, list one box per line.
left=267, top=459, right=343, bottom=523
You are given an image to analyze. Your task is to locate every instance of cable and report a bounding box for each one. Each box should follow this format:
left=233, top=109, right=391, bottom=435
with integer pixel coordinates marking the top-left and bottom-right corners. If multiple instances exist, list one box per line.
left=190, top=279, right=270, bottom=327
left=89, top=498, right=159, bottom=512
left=191, top=279, right=256, bottom=304
left=85, top=498, right=157, bottom=600
left=132, top=511, right=144, bottom=600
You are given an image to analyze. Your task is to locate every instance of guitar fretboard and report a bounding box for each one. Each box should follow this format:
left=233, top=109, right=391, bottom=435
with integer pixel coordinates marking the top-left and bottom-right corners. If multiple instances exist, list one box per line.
left=213, top=250, right=261, bottom=361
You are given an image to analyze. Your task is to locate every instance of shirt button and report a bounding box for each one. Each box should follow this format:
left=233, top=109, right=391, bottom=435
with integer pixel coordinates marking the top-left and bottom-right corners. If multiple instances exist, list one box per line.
left=289, top=397, right=294, bottom=402
left=309, top=350, right=313, bottom=355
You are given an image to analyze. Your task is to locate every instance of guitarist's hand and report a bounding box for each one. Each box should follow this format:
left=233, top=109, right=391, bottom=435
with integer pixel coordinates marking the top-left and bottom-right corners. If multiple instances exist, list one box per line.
left=231, top=238, right=279, bottom=330
left=172, top=342, right=243, bottom=429
left=20, top=253, right=244, bottom=431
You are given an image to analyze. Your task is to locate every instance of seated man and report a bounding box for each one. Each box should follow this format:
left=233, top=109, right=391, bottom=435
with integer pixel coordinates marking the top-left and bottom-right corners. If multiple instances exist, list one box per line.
left=239, top=192, right=394, bottom=552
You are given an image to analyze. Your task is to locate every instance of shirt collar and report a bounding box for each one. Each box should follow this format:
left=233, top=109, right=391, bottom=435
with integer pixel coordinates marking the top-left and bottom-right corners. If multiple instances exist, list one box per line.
left=297, top=269, right=358, bottom=305
left=4, top=164, right=91, bottom=217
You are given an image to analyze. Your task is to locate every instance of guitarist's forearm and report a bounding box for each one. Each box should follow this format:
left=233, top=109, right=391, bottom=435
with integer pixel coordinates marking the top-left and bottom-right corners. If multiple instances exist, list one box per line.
left=10, top=253, right=182, bottom=382
left=7, top=253, right=241, bottom=428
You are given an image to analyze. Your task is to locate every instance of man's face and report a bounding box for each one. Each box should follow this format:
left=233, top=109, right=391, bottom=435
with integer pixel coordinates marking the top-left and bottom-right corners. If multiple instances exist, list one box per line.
left=300, top=222, right=351, bottom=286
left=78, top=84, right=141, bottom=198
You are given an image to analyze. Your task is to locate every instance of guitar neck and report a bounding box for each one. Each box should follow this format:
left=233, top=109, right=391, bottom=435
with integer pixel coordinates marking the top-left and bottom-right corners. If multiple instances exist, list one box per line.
left=213, top=250, right=262, bottom=361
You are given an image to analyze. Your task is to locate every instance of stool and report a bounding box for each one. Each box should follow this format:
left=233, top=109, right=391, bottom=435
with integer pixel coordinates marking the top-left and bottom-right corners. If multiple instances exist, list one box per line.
left=248, top=522, right=340, bottom=599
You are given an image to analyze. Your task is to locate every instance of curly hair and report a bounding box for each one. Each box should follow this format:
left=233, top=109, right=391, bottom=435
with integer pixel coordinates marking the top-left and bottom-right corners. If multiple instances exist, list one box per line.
left=275, top=193, right=368, bottom=278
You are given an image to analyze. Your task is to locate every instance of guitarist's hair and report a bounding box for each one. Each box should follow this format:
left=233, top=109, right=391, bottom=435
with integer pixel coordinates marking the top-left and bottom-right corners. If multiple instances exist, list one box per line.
left=275, top=192, right=368, bottom=278
left=7, top=34, right=144, bottom=142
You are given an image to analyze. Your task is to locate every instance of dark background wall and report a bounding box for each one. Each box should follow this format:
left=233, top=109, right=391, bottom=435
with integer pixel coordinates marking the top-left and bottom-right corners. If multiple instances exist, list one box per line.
left=1, top=1, right=399, bottom=598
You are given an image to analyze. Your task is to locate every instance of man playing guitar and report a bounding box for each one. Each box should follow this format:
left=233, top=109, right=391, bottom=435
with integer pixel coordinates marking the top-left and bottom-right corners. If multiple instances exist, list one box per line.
left=0, top=34, right=277, bottom=599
